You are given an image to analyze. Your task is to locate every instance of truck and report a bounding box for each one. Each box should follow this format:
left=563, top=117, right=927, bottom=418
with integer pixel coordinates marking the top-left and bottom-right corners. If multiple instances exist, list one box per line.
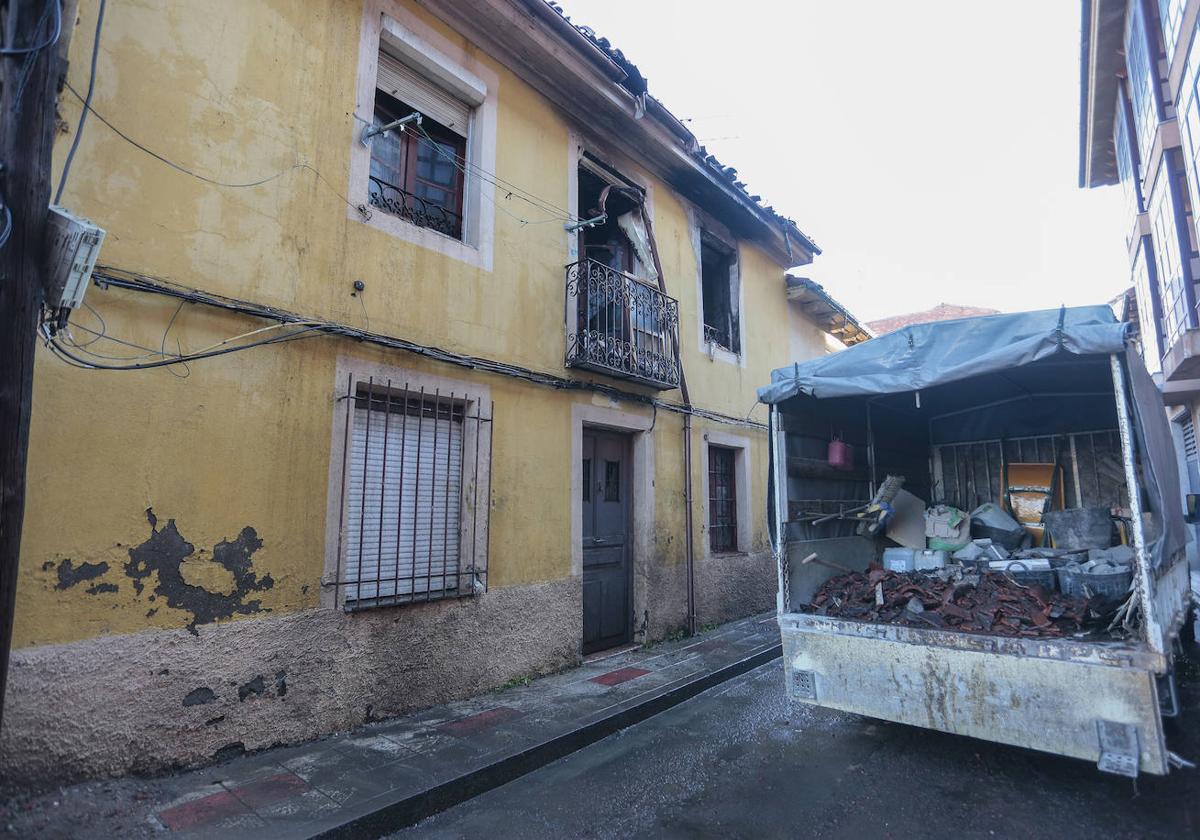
left=759, top=305, right=1195, bottom=776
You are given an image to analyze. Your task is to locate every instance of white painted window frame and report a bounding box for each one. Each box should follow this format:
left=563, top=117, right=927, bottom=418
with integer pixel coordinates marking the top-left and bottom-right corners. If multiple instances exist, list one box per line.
left=323, top=355, right=492, bottom=610
left=350, top=1, right=498, bottom=271
left=700, top=430, right=752, bottom=557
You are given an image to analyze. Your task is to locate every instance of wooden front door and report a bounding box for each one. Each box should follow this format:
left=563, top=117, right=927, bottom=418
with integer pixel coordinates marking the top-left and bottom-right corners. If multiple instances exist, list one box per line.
left=582, top=430, right=632, bottom=653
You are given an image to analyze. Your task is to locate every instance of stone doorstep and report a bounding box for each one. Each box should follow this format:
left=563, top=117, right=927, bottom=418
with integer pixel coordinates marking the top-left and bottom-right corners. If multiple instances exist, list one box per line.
left=151, top=613, right=780, bottom=838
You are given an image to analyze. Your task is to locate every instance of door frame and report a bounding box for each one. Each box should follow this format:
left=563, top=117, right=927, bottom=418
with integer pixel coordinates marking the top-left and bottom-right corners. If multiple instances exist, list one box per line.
left=571, top=403, right=656, bottom=649
left=581, top=428, right=633, bottom=653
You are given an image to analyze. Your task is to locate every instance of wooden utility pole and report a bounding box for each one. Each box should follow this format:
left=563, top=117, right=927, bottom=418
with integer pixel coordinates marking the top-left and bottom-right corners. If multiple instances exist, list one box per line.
left=0, top=0, right=65, bottom=726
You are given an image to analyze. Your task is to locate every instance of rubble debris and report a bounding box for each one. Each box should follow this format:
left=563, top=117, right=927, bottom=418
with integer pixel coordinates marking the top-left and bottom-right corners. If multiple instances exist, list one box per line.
left=952, top=539, right=1008, bottom=564
left=969, top=503, right=1026, bottom=550
left=1059, top=548, right=1135, bottom=602
left=925, top=505, right=970, bottom=550
left=804, top=564, right=1106, bottom=637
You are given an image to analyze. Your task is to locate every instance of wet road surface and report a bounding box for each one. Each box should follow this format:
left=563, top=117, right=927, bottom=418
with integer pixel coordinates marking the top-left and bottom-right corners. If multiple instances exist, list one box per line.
left=393, top=642, right=1200, bottom=839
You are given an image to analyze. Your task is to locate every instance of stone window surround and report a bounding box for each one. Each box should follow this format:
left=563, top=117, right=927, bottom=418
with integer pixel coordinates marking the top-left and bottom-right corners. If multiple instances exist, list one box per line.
left=322, top=355, right=493, bottom=611
left=699, top=430, right=752, bottom=557
left=565, top=131, right=656, bottom=264
left=689, top=207, right=745, bottom=368
left=350, top=0, right=499, bottom=271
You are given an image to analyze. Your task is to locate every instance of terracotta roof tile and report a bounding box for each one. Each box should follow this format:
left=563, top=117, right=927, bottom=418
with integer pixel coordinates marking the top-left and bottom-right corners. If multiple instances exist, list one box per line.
left=866, top=303, right=1002, bottom=336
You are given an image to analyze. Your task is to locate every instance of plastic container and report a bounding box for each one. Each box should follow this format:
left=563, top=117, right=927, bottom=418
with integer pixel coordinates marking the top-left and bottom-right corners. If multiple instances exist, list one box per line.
left=970, top=503, right=1026, bottom=550
left=1058, top=564, right=1134, bottom=602
left=883, top=547, right=915, bottom=572
left=1043, top=508, right=1113, bottom=550
left=992, top=559, right=1057, bottom=590
left=827, top=436, right=854, bottom=471
left=915, top=549, right=947, bottom=570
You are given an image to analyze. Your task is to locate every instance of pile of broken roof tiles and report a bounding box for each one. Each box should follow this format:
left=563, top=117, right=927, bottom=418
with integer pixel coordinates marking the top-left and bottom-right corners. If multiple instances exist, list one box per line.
left=805, top=566, right=1097, bottom=638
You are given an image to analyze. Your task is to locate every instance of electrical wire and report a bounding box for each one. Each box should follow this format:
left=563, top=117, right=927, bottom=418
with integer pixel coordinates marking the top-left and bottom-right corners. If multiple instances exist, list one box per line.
left=55, top=0, right=106, bottom=204
left=43, top=321, right=324, bottom=371
left=69, top=303, right=107, bottom=348
left=411, top=123, right=578, bottom=222
left=412, top=125, right=575, bottom=227
left=0, top=0, right=60, bottom=56
left=62, top=82, right=366, bottom=216
left=62, top=325, right=167, bottom=360
left=71, top=265, right=769, bottom=430
left=62, top=307, right=324, bottom=363
left=157, top=298, right=189, bottom=378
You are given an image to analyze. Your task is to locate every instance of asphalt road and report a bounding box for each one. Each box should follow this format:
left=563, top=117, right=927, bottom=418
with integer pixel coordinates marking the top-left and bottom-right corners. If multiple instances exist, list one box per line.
left=395, top=643, right=1200, bottom=839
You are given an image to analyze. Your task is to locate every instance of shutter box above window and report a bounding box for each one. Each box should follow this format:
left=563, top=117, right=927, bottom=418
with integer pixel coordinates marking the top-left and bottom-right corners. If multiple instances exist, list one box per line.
left=377, top=51, right=471, bottom=137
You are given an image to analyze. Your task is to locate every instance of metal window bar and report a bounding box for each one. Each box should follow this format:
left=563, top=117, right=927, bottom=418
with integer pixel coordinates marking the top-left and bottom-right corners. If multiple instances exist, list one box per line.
left=708, top=446, right=737, bottom=553
left=564, top=259, right=680, bottom=389
left=368, top=175, right=463, bottom=239
left=332, top=378, right=493, bottom=610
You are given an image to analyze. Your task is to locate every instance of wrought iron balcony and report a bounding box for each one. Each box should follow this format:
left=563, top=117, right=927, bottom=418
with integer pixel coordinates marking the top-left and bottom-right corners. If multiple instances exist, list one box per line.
left=564, top=259, right=680, bottom=390
left=368, top=176, right=462, bottom=240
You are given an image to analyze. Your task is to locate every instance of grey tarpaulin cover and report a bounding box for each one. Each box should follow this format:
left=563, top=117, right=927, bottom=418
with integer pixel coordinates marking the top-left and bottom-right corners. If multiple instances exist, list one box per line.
left=759, top=306, right=1186, bottom=570
left=758, top=306, right=1127, bottom=402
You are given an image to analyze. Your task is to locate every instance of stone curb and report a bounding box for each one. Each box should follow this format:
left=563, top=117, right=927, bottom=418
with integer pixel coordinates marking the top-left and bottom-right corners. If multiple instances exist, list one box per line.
left=309, top=642, right=783, bottom=839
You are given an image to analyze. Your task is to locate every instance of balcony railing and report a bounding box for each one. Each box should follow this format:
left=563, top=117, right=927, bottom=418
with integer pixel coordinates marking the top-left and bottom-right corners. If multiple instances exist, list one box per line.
left=565, top=259, right=680, bottom=390
left=368, top=176, right=462, bottom=240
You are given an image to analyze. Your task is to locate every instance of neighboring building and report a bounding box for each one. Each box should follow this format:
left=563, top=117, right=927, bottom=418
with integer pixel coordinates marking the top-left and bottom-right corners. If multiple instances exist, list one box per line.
left=1079, top=0, right=1200, bottom=566
left=0, top=1, right=860, bottom=784
left=866, top=303, right=1000, bottom=336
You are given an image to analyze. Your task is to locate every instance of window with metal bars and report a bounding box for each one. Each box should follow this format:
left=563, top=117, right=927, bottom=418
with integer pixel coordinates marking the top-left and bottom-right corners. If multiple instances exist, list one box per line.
left=708, top=446, right=738, bottom=554
left=335, top=379, right=492, bottom=610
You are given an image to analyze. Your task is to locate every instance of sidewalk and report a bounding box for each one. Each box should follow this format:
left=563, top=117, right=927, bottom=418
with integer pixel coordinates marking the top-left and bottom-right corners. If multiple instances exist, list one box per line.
left=0, top=613, right=781, bottom=839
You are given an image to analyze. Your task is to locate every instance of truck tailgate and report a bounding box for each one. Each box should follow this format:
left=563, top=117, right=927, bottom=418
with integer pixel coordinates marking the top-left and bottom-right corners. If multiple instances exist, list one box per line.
left=780, top=613, right=1169, bottom=775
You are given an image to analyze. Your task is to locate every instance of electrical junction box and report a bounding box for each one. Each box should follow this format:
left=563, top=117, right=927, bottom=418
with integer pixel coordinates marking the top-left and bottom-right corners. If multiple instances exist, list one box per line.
left=44, top=205, right=105, bottom=312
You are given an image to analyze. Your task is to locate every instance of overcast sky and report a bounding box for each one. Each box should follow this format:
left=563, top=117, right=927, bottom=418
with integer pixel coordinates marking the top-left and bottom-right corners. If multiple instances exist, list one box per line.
left=554, top=0, right=1130, bottom=324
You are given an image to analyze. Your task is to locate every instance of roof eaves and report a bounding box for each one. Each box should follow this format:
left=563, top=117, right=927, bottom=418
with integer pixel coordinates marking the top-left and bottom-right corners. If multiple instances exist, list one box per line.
left=785, top=275, right=872, bottom=345
left=1079, top=0, right=1125, bottom=189
left=541, top=1, right=820, bottom=257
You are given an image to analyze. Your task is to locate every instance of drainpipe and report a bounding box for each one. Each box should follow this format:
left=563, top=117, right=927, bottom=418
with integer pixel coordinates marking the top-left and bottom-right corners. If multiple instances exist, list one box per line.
left=591, top=185, right=697, bottom=636
left=639, top=206, right=697, bottom=637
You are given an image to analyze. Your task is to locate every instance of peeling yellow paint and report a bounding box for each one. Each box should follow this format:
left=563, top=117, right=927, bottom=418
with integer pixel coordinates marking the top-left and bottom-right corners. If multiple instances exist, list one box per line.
left=13, top=0, right=831, bottom=648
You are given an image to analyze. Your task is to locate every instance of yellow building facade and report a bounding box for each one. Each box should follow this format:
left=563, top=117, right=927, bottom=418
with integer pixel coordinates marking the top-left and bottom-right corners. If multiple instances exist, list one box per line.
left=1, top=0, right=860, bottom=784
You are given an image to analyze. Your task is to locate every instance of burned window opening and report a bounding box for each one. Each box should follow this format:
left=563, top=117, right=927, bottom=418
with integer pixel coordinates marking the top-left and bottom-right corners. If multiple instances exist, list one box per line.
left=565, top=164, right=680, bottom=389
left=701, top=236, right=739, bottom=354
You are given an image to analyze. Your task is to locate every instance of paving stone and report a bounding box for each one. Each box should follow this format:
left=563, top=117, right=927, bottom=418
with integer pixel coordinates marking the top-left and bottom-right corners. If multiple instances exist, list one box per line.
left=438, top=706, right=525, bottom=737
left=338, top=734, right=421, bottom=768
left=589, top=666, right=652, bottom=686
left=282, top=748, right=427, bottom=806
left=225, top=772, right=311, bottom=809
left=252, top=787, right=342, bottom=824
left=156, top=784, right=257, bottom=833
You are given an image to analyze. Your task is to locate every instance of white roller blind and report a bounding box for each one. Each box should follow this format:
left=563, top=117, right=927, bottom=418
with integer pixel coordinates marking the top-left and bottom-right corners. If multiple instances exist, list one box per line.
left=344, top=402, right=463, bottom=602
left=377, top=51, right=470, bottom=137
